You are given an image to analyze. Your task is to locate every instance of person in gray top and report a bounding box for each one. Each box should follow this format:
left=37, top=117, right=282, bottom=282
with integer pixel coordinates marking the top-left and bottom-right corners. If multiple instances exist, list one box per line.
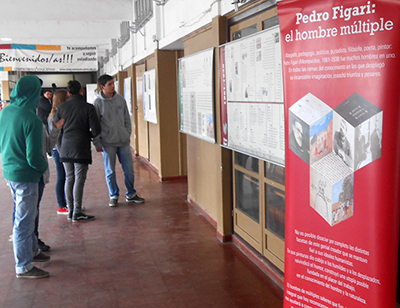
left=93, top=74, right=144, bottom=207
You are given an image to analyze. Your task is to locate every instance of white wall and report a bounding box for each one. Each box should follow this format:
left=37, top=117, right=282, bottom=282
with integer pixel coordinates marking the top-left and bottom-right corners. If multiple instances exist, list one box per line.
left=102, top=0, right=252, bottom=73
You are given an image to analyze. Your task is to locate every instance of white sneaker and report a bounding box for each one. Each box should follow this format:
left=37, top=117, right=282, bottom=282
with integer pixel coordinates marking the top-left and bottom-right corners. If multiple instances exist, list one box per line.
left=109, top=198, right=118, bottom=207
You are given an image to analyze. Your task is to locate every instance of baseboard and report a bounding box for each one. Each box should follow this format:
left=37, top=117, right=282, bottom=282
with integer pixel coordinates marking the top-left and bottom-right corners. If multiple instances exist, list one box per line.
left=135, top=155, right=187, bottom=182
left=187, top=195, right=217, bottom=228
left=216, top=229, right=232, bottom=243
left=136, top=155, right=159, bottom=174
left=160, top=175, right=188, bottom=182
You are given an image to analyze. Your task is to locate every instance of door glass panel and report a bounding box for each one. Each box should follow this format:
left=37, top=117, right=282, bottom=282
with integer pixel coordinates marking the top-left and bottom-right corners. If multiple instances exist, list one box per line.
left=232, top=24, right=257, bottom=40
left=235, top=152, right=259, bottom=173
left=265, top=184, right=285, bottom=240
left=236, top=170, right=259, bottom=223
left=265, top=162, right=285, bottom=184
left=263, top=15, right=279, bottom=30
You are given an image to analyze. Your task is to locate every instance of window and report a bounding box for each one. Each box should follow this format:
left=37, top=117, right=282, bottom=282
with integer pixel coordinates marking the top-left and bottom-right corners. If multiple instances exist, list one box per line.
left=134, top=0, right=153, bottom=31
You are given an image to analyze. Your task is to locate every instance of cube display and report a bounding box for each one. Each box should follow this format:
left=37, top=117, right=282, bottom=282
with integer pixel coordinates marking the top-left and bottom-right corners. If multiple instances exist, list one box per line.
left=290, top=92, right=382, bottom=226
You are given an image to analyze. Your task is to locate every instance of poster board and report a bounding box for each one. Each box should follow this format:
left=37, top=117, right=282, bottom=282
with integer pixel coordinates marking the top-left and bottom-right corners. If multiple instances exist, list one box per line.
left=220, top=25, right=285, bottom=165
left=279, top=0, right=400, bottom=307
left=124, top=77, right=132, bottom=116
left=86, top=83, right=98, bottom=105
left=143, top=69, right=157, bottom=124
left=178, top=48, right=215, bottom=143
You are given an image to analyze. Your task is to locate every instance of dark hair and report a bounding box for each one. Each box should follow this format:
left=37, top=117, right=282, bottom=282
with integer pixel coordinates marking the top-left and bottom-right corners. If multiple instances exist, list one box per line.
left=97, top=74, right=113, bottom=87
left=67, top=80, right=81, bottom=95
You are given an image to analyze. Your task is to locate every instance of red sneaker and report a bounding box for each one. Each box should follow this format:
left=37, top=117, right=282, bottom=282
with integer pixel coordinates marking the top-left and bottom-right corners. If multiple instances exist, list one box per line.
left=57, top=207, right=69, bottom=215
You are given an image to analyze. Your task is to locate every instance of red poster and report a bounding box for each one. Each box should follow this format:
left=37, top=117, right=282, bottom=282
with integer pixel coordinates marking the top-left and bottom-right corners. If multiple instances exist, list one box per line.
left=279, top=1, right=400, bottom=307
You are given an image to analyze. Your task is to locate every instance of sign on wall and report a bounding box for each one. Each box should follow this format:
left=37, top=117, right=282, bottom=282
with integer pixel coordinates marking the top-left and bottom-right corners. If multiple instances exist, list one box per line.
left=143, top=69, right=157, bottom=124
left=178, top=48, right=215, bottom=143
left=279, top=0, right=400, bottom=307
left=86, top=83, right=98, bottom=105
left=220, top=25, right=285, bottom=165
left=124, top=77, right=132, bottom=116
left=0, top=44, right=97, bottom=71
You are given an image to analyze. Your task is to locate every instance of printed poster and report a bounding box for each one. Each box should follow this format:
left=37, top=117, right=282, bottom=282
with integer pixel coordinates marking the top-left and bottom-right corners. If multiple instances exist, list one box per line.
left=178, top=48, right=215, bottom=143
left=86, top=83, right=98, bottom=105
left=124, top=77, right=132, bottom=116
left=220, top=25, right=285, bottom=165
left=279, top=1, right=400, bottom=307
left=143, top=69, right=157, bottom=124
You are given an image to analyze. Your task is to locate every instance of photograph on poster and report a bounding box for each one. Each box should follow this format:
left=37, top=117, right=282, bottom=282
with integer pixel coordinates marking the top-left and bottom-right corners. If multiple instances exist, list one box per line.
left=289, top=93, right=332, bottom=165
left=334, top=93, right=383, bottom=172
left=333, top=116, right=353, bottom=168
left=310, top=154, right=353, bottom=226
left=310, top=153, right=353, bottom=226
left=310, top=112, right=333, bottom=165
left=332, top=175, right=354, bottom=226
left=288, top=114, right=310, bottom=163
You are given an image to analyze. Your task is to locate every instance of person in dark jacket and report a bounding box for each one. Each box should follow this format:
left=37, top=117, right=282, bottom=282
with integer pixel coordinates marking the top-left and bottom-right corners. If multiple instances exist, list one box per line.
left=55, top=80, right=101, bottom=222
left=37, top=90, right=53, bottom=126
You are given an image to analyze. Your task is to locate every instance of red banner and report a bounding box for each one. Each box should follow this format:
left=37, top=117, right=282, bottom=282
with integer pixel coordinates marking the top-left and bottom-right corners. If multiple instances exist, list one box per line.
left=279, top=0, right=400, bottom=307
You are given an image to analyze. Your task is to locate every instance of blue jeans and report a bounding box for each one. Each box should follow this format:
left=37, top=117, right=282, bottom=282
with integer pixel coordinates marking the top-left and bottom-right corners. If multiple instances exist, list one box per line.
left=13, top=177, right=44, bottom=241
left=52, top=148, right=67, bottom=208
left=102, top=144, right=136, bottom=199
left=7, top=180, right=39, bottom=274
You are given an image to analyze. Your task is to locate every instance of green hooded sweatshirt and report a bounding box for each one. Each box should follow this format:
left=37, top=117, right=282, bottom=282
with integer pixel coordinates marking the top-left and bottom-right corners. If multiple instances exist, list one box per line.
left=0, top=75, right=48, bottom=182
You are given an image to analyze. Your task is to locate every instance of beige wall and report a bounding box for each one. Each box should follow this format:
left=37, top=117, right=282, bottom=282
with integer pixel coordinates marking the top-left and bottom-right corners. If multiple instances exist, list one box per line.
left=184, top=16, right=232, bottom=238
left=136, top=51, right=186, bottom=179
left=187, top=136, right=222, bottom=220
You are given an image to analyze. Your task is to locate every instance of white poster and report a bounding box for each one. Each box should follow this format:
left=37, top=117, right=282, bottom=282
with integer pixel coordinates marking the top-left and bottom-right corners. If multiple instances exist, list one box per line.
left=143, top=69, right=157, bottom=124
left=86, top=83, right=98, bottom=105
left=114, top=81, right=119, bottom=94
left=220, top=25, right=285, bottom=165
left=178, top=48, right=215, bottom=143
left=0, top=44, right=98, bottom=71
left=124, top=77, right=132, bottom=116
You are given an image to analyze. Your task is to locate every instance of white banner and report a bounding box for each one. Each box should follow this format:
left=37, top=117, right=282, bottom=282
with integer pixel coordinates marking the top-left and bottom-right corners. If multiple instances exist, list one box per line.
left=0, top=44, right=98, bottom=71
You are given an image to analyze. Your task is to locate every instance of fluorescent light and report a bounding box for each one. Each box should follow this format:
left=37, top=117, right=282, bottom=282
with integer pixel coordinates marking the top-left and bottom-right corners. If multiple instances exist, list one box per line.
left=1, top=38, right=12, bottom=41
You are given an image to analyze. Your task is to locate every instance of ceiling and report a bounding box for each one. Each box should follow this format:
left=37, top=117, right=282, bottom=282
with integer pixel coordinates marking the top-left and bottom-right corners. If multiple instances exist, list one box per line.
left=0, top=0, right=134, bottom=56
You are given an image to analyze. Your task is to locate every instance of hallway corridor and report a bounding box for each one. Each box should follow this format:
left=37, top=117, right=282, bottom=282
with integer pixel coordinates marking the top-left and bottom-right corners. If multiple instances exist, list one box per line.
left=0, top=148, right=283, bottom=308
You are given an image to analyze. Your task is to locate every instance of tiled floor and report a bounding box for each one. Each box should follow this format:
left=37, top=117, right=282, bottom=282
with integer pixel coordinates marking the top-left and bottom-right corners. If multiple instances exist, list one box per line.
left=0, top=148, right=283, bottom=308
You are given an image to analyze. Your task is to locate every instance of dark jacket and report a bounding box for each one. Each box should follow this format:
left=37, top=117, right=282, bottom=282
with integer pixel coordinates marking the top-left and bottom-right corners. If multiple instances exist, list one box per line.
left=37, top=95, right=52, bottom=125
left=55, top=94, right=101, bottom=164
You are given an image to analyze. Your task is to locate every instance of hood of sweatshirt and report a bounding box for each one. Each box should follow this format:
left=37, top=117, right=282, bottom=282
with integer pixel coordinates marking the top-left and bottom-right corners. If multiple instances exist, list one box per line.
left=9, top=75, right=42, bottom=112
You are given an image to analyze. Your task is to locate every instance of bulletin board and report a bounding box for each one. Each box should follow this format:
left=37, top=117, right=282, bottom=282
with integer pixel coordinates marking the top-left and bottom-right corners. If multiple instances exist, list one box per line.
left=178, top=48, right=215, bottom=143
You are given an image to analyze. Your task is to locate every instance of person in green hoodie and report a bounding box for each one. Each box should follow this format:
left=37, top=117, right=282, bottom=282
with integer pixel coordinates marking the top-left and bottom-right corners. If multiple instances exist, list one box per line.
left=0, top=75, right=50, bottom=279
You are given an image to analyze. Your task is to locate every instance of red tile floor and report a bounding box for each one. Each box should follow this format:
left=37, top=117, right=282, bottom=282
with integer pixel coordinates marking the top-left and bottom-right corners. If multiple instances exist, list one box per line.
left=0, top=148, right=283, bottom=308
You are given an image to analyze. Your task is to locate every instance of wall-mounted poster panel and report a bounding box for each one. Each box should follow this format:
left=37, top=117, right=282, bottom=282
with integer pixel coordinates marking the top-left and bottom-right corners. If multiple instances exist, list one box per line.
left=0, top=44, right=97, bottom=71
left=220, top=25, right=285, bottom=165
left=86, top=83, right=98, bottom=105
left=178, top=48, right=215, bottom=143
left=143, top=69, right=157, bottom=124
left=279, top=0, right=400, bottom=307
left=124, top=77, right=132, bottom=116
